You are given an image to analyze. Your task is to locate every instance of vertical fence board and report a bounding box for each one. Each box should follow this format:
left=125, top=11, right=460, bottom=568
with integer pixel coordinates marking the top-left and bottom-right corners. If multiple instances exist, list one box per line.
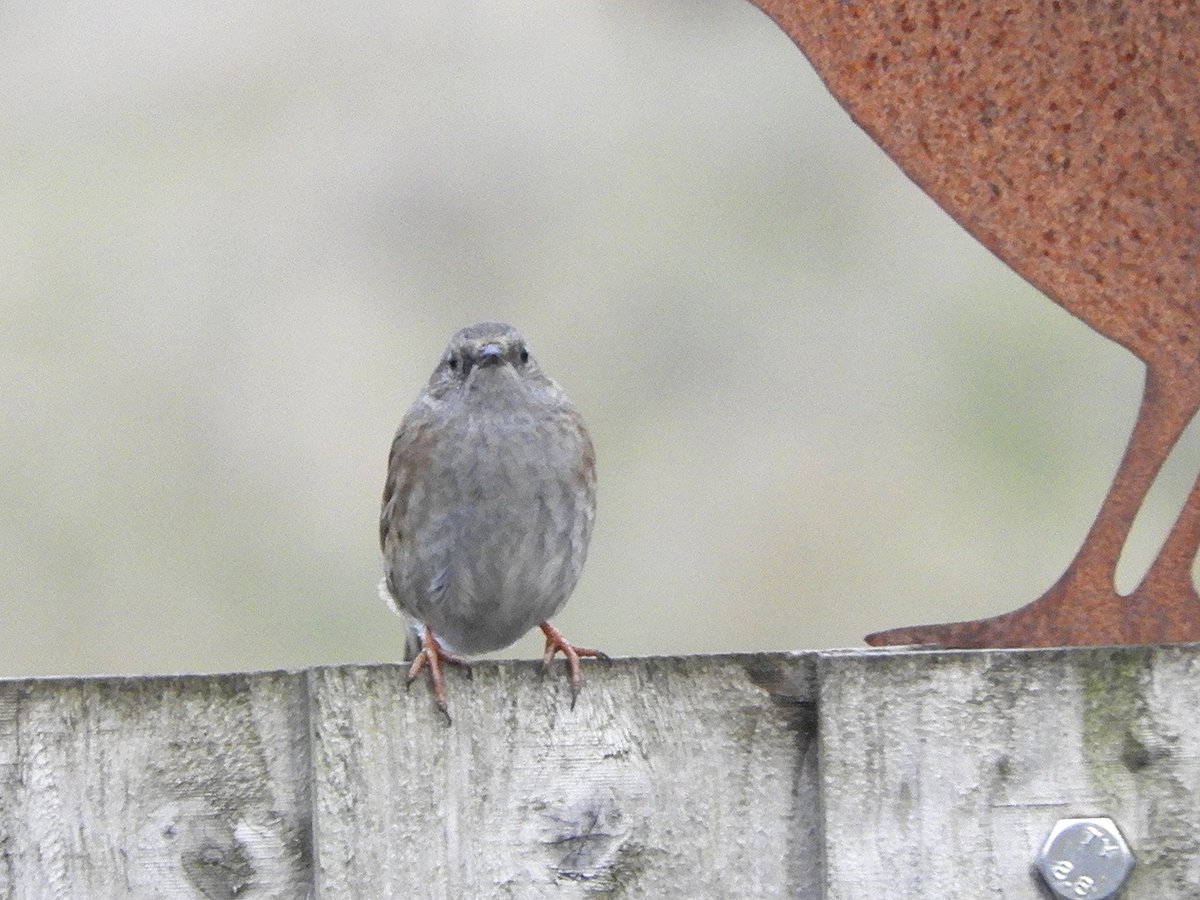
left=818, top=646, right=1200, bottom=898
left=0, top=673, right=312, bottom=900
left=309, top=654, right=818, bottom=898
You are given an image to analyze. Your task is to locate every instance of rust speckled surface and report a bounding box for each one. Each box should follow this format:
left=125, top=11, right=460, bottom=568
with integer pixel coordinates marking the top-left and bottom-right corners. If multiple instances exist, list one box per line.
left=751, top=0, right=1200, bottom=646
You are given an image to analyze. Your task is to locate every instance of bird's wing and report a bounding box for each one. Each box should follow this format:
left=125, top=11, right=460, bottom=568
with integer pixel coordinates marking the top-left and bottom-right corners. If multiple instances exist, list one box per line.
left=380, top=406, right=436, bottom=555
left=380, top=406, right=460, bottom=621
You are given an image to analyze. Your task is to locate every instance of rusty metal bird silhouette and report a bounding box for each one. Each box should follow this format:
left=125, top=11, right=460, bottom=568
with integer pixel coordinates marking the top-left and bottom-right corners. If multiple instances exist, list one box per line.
left=751, top=0, right=1200, bottom=646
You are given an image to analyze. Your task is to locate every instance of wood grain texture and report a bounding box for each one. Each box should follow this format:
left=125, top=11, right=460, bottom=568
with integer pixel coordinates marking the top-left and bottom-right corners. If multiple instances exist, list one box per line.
left=818, top=646, right=1200, bottom=898
left=309, top=654, right=819, bottom=898
left=7, top=649, right=1200, bottom=897
left=0, top=672, right=311, bottom=900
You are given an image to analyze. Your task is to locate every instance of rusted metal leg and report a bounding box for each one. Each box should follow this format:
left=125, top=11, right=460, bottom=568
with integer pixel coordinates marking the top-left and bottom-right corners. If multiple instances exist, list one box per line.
left=867, top=369, right=1200, bottom=648
left=1125, top=450, right=1200, bottom=638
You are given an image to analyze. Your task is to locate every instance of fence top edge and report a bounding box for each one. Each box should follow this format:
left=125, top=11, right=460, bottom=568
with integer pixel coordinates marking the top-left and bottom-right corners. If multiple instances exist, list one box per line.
left=0, top=650, right=817, bottom=688
left=4, top=644, right=1199, bottom=687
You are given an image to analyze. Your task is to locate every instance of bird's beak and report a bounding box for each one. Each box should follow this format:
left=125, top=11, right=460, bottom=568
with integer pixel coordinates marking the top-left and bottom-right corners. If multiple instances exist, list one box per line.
left=477, top=343, right=504, bottom=366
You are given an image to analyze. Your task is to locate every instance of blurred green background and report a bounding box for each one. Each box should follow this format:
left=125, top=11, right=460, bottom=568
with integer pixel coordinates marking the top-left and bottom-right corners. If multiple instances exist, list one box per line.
left=3, top=1, right=1196, bottom=677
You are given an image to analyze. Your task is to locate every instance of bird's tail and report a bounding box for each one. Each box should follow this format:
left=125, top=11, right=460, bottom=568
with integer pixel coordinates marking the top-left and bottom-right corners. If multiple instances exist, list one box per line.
left=378, top=576, right=423, bottom=662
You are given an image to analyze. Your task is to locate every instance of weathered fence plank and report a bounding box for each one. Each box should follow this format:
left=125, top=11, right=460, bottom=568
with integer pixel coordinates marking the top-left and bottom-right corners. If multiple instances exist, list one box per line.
left=309, top=654, right=819, bottom=898
left=3, top=647, right=1200, bottom=898
left=819, top=646, right=1200, bottom=898
left=0, top=673, right=311, bottom=899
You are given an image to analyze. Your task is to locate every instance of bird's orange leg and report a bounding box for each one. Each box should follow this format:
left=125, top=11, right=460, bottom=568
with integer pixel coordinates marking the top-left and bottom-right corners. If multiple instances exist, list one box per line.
left=539, top=622, right=608, bottom=707
left=407, top=625, right=472, bottom=722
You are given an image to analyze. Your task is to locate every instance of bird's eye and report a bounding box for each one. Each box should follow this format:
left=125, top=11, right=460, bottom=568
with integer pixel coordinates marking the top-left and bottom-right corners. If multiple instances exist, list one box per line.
left=519, top=347, right=530, bottom=364
left=446, top=355, right=458, bottom=371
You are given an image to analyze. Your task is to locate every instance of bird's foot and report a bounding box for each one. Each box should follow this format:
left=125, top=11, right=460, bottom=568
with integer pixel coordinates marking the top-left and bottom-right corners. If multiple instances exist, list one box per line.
left=538, top=622, right=609, bottom=708
left=406, top=626, right=472, bottom=723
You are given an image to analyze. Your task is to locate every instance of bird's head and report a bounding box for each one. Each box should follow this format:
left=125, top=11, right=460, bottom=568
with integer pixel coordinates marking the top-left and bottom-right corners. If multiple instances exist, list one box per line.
left=425, top=321, right=547, bottom=399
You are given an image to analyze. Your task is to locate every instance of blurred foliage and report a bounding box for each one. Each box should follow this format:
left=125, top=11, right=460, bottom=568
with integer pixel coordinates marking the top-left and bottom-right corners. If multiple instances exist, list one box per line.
left=2, top=1, right=1192, bottom=676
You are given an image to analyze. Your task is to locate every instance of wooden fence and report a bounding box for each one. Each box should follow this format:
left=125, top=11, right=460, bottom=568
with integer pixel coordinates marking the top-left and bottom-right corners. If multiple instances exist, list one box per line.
left=2, top=646, right=1198, bottom=897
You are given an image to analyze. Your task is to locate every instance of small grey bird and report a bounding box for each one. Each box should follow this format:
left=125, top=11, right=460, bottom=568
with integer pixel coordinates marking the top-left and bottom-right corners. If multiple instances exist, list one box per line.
left=380, top=322, right=603, bottom=719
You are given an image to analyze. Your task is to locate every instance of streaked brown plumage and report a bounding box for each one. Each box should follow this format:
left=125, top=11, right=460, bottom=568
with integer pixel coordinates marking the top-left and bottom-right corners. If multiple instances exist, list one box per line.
left=380, top=322, right=603, bottom=719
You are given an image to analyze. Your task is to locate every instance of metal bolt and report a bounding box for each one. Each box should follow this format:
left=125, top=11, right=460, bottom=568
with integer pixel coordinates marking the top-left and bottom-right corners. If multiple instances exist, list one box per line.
left=1035, top=817, right=1135, bottom=899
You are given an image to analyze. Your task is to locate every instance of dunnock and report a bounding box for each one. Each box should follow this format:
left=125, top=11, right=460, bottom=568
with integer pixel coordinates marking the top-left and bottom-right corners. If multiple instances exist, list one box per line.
left=380, top=322, right=604, bottom=719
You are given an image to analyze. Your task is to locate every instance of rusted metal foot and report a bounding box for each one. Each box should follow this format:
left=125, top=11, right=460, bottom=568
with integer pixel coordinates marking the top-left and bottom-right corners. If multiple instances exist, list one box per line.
left=538, top=622, right=608, bottom=708
left=867, top=572, right=1200, bottom=649
left=406, top=625, right=472, bottom=723
left=868, top=374, right=1200, bottom=649
left=865, top=575, right=1130, bottom=649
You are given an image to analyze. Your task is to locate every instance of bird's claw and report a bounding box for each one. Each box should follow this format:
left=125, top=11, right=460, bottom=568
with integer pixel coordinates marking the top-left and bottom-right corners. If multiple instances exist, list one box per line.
left=538, top=622, right=606, bottom=707
left=405, top=627, right=471, bottom=723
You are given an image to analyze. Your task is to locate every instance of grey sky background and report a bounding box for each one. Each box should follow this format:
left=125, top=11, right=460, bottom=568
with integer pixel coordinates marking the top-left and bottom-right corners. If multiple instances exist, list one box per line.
left=4, top=1, right=1191, bottom=677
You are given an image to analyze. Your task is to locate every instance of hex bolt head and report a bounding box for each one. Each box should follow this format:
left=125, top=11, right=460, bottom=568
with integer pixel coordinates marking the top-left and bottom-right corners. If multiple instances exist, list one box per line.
left=1035, top=817, right=1135, bottom=899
